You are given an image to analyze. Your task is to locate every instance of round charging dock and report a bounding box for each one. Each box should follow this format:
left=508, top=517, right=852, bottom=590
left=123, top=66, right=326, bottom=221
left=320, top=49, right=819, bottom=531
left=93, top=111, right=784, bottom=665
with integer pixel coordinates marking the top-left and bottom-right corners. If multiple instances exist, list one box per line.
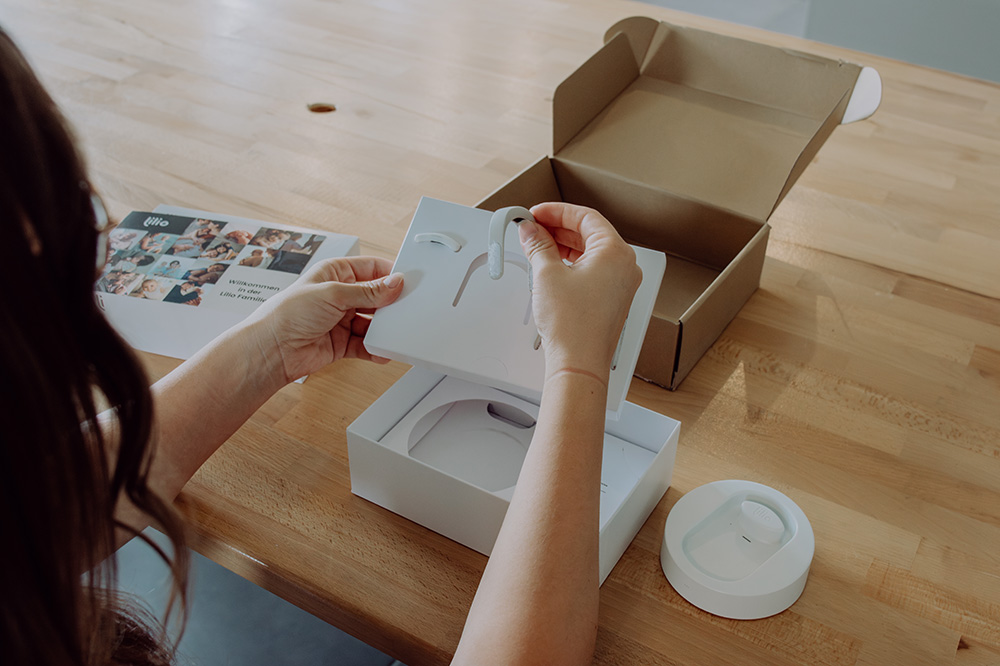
left=660, top=480, right=814, bottom=620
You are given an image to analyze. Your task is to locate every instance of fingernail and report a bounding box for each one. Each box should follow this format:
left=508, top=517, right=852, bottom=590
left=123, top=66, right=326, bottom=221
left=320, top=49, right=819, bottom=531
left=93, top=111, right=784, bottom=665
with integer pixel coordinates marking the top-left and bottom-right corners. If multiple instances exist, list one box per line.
left=383, top=272, right=403, bottom=288
left=517, top=219, right=537, bottom=242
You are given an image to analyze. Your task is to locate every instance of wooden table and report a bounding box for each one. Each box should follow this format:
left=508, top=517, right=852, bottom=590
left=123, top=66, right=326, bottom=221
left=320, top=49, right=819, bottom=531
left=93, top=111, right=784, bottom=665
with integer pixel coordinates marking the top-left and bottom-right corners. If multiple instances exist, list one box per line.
left=5, top=0, right=998, bottom=663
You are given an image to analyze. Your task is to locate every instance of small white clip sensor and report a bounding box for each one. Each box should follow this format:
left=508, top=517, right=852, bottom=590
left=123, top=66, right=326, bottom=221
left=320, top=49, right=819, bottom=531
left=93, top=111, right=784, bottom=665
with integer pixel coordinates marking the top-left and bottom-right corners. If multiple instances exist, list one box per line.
left=488, top=206, right=534, bottom=279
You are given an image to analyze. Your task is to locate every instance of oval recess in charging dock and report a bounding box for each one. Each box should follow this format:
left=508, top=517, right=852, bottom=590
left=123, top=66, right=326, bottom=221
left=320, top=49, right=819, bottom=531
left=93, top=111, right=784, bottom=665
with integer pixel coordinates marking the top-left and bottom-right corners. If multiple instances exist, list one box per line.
left=487, top=402, right=536, bottom=429
left=407, top=399, right=534, bottom=492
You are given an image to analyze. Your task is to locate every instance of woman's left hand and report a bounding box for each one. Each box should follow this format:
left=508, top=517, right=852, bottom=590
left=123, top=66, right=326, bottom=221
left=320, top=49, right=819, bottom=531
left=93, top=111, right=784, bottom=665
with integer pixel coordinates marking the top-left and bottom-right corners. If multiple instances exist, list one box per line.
left=246, top=256, right=404, bottom=383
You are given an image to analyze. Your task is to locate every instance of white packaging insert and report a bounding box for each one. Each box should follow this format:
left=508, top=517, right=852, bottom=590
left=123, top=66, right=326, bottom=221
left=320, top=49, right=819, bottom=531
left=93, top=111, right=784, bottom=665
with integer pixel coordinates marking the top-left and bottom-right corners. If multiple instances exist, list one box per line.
left=348, top=367, right=681, bottom=584
left=364, top=196, right=667, bottom=415
left=380, top=376, right=658, bottom=523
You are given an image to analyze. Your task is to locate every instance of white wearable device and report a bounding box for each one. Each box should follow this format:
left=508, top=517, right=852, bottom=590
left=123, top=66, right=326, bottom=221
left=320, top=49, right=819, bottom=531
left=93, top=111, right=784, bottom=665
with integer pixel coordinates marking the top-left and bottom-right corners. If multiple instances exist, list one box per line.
left=488, top=206, right=534, bottom=280
left=484, top=204, right=627, bottom=365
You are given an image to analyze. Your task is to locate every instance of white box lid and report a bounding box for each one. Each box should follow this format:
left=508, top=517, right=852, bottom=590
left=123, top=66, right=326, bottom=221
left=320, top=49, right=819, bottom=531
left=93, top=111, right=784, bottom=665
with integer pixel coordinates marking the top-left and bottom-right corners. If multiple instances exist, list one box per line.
left=365, top=197, right=666, bottom=414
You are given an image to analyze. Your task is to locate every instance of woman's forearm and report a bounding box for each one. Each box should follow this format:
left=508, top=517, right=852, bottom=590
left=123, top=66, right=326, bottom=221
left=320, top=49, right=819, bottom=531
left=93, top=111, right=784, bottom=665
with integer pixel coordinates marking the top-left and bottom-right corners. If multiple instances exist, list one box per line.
left=110, top=255, right=403, bottom=544
left=147, top=317, right=286, bottom=502
left=109, top=317, right=286, bottom=542
left=453, top=369, right=607, bottom=665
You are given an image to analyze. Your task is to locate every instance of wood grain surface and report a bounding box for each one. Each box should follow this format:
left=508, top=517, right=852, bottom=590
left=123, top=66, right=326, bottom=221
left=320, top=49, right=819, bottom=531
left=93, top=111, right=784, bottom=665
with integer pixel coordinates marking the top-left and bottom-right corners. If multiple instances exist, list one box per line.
left=3, top=0, right=998, bottom=664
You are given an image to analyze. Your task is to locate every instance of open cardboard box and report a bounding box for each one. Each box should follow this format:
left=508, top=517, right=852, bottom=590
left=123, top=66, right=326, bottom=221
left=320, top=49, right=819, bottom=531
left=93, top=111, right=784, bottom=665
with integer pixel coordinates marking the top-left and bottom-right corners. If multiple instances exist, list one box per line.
left=346, top=17, right=881, bottom=584
left=347, top=368, right=681, bottom=584
left=477, top=17, right=882, bottom=389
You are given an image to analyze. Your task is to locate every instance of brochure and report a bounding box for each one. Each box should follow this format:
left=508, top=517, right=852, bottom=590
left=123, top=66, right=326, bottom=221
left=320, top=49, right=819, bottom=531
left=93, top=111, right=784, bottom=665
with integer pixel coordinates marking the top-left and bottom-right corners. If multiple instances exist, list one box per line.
left=95, top=205, right=359, bottom=360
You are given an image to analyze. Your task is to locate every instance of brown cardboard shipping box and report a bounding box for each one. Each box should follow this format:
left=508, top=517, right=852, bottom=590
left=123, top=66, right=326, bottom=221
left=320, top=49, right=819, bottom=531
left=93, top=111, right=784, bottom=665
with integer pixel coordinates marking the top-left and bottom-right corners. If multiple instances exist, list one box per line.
left=477, top=17, right=878, bottom=389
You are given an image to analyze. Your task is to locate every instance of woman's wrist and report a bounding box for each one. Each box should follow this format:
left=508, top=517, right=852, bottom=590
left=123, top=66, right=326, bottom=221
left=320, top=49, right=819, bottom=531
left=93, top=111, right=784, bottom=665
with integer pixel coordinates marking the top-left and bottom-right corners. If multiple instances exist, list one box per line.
left=227, top=314, right=291, bottom=397
left=543, top=364, right=609, bottom=389
left=542, top=345, right=614, bottom=388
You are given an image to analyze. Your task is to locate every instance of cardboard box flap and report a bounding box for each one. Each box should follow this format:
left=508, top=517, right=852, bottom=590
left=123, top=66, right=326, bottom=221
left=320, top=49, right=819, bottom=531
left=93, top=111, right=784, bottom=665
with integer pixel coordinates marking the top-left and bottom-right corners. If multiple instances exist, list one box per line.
left=554, top=18, right=862, bottom=222
left=610, top=18, right=862, bottom=120
left=603, top=16, right=660, bottom=71
left=553, top=32, right=638, bottom=156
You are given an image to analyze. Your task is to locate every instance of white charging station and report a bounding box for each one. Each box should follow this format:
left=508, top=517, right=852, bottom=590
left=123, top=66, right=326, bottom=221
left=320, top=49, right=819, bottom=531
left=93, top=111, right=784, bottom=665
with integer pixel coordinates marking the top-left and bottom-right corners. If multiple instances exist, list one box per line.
left=660, top=480, right=815, bottom=620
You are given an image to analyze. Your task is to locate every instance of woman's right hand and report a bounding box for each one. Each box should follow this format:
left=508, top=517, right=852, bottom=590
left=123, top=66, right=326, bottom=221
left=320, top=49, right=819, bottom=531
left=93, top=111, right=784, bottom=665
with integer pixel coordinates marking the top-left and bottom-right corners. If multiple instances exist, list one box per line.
left=518, top=203, right=642, bottom=385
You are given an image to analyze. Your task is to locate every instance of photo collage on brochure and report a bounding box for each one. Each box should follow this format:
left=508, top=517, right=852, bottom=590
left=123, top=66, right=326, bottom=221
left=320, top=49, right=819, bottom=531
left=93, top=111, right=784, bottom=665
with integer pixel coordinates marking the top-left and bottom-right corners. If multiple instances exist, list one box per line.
left=95, top=212, right=327, bottom=306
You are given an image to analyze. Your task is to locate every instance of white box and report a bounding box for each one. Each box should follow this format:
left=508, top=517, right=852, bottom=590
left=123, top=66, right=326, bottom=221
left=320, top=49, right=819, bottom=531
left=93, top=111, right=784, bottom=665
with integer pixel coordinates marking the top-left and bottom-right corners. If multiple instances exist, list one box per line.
left=347, top=367, right=680, bottom=584
left=350, top=196, right=679, bottom=584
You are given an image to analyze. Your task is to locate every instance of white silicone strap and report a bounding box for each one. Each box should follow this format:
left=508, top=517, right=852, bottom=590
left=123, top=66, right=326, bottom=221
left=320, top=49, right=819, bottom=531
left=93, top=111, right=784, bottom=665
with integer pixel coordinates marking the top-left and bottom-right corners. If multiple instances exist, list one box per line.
left=488, top=206, right=534, bottom=279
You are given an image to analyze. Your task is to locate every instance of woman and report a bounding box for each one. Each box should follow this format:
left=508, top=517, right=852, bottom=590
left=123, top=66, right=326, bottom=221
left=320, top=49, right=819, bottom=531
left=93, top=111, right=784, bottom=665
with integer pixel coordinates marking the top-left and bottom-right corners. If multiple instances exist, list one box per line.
left=1, top=26, right=189, bottom=665
left=177, top=219, right=220, bottom=242
left=165, top=236, right=209, bottom=258
left=151, top=260, right=184, bottom=279
left=107, top=252, right=155, bottom=273
left=278, top=232, right=306, bottom=253
left=138, top=233, right=170, bottom=254
left=223, top=228, right=253, bottom=246
left=1, top=25, right=640, bottom=666
left=183, top=263, right=228, bottom=286
left=199, top=241, right=236, bottom=261
left=238, top=248, right=265, bottom=267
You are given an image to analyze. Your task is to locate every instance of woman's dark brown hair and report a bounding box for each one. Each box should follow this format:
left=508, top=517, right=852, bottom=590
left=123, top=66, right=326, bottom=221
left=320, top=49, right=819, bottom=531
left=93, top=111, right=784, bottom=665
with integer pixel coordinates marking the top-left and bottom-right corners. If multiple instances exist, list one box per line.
left=0, top=27, right=188, bottom=665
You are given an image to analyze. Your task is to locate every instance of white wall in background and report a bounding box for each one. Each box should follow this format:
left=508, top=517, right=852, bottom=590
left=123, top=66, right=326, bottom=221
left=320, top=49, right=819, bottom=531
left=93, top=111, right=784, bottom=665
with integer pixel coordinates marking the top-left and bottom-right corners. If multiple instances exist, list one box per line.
left=639, top=0, right=1000, bottom=83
